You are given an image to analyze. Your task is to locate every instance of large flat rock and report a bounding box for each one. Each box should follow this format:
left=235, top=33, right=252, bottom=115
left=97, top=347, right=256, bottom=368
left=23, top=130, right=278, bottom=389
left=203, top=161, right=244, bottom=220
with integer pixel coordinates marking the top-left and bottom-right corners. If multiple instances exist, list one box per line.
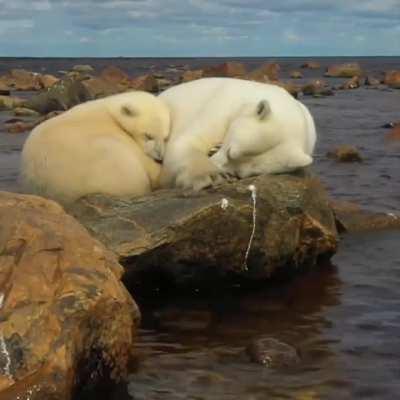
left=68, top=174, right=338, bottom=285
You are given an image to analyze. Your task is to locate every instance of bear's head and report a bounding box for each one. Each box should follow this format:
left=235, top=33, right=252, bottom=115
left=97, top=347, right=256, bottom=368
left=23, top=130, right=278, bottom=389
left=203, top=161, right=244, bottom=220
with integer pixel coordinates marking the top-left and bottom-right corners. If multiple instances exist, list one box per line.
left=210, top=99, right=282, bottom=171
left=108, top=91, right=170, bottom=162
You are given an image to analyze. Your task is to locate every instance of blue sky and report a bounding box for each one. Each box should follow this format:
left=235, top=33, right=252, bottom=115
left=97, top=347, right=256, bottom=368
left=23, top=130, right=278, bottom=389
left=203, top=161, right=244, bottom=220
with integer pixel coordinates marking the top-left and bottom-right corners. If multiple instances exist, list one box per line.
left=0, top=0, right=399, bottom=57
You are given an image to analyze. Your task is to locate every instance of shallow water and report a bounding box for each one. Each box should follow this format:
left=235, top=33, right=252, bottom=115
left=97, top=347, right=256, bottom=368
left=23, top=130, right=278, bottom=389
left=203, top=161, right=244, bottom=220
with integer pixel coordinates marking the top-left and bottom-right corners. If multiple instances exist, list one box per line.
left=124, top=230, right=400, bottom=400
left=0, top=57, right=399, bottom=399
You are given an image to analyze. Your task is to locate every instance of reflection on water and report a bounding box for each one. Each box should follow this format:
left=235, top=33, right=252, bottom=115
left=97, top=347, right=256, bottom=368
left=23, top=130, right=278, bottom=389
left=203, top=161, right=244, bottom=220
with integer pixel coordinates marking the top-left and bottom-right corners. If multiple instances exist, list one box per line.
left=118, top=231, right=399, bottom=400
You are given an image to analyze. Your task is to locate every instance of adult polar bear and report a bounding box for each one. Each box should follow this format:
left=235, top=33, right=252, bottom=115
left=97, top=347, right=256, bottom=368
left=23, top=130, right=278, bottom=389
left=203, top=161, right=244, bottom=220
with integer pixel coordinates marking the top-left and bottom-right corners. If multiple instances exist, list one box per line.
left=159, top=78, right=316, bottom=190
left=20, top=91, right=170, bottom=204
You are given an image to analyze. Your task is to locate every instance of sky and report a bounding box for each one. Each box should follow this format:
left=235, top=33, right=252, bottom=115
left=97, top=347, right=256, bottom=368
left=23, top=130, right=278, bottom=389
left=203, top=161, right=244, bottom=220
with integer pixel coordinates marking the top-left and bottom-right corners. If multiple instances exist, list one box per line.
left=0, top=0, right=399, bottom=57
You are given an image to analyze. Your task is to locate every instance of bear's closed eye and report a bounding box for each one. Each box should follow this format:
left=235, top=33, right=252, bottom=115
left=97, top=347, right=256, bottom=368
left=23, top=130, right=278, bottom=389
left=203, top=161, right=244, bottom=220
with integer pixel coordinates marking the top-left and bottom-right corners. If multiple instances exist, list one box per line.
left=121, top=105, right=136, bottom=117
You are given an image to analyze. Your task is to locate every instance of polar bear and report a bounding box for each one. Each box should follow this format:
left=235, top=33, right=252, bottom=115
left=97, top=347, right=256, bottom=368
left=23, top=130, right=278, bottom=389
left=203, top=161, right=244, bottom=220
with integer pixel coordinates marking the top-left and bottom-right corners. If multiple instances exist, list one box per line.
left=20, top=91, right=170, bottom=204
left=159, top=78, right=316, bottom=190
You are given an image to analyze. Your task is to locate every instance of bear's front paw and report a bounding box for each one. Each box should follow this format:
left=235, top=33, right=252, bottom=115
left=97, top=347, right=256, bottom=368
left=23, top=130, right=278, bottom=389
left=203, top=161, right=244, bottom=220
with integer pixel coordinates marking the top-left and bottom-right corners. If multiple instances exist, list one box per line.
left=174, top=162, right=231, bottom=191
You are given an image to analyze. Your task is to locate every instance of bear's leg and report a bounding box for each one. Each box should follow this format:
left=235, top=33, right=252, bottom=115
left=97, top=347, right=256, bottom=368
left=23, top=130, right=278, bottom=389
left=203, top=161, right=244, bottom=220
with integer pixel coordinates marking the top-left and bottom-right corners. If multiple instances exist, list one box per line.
left=236, top=143, right=313, bottom=178
left=160, top=137, right=228, bottom=190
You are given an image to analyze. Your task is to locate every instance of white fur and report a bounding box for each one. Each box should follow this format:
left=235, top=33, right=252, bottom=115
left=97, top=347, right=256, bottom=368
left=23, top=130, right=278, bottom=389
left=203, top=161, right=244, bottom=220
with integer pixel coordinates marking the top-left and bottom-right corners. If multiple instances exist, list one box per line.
left=20, top=91, right=170, bottom=204
left=159, top=78, right=316, bottom=189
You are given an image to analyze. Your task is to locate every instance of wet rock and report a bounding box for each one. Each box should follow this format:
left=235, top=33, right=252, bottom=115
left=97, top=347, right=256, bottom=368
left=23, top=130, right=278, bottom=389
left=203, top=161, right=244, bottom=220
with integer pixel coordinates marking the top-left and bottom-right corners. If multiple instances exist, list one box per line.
left=0, top=69, right=42, bottom=91
left=100, top=65, right=131, bottom=86
left=68, top=173, right=338, bottom=286
left=156, top=78, right=173, bottom=91
left=331, top=200, right=400, bottom=233
left=82, top=77, right=120, bottom=98
left=23, top=78, right=92, bottom=114
left=0, top=95, right=25, bottom=110
left=302, top=79, right=333, bottom=97
left=274, top=81, right=301, bottom=98
left=364, top=76, right=381, bottom=86
left=339, top=75, right=362, bottom=90
left=181, top=69, right=204, bottom=82
left=327, top=145, right=363, bottom=162
left=383, top=70, right=400, bottom=89
left=38, top=74, right=59, bottom=89
left=290, top=70, right=303, bottom=79
left=246, top=62, right=280, bottom=82
left=72, top=64, right=95, bottom=73
left=300, top=61, right=321, bottom=69
left=382, top=121, right=400, bottom=129
left=13, top=107, right=40, bottom=117
left=246, top=337, right=300, bottom=367
left=4, top=120, right=36, bottom=134
left=0, top=81, right=10, bottom=95
left=0, top=192, right=140, bottom=400
left=325, top=63, right=363, bottom=78
left=203, top=62, right=247, bottom=78
left=386, top=125, right=400, bottom=141
left=130, top=74, right=159, bottom=93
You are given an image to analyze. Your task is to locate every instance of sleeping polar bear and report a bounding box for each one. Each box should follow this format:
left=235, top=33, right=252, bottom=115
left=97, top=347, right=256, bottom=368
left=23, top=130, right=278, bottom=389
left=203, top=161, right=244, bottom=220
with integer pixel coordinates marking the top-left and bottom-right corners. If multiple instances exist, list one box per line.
left=20, top=91, right=170, bottom=204
left=159, top=77, right=316, bottom=190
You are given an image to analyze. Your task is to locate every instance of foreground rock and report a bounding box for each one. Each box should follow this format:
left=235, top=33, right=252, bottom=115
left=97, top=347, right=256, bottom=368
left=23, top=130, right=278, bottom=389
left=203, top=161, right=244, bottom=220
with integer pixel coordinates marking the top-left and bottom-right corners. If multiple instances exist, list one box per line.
left=68, top=174, right=338, bottom=286
left=23, top=78, right=92, bottom=114
left=0, top=192, right=140, bottom=400
left=331, top=200, right=400, bottom=233
left=325, top=63, right=363, bottom=78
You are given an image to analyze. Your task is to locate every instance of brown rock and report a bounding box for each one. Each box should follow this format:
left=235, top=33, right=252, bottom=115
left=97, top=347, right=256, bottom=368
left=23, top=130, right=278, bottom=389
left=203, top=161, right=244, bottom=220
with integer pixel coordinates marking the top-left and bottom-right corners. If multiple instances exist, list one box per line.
left=0, top=192, right=139, bottom=399
left=181, top=69, right=204, bottom=83
left=364, top=76, right=381, bottom=86
left=100, top=66, right=131, bottom=86
left=386, top=125, right=400, bottom=141
left=0, top=69, right=42, bottom=91
left=246, top=63, right=280, bottom=82
left=331, top=200, right=400, bottom=233
left=290, top=70, right=303, bottom=79
left=383, top=70, right=400, bottom=89
left=325, top=63, right=363, bottom=78
left=302, top=79, right=333, bottom=96
left=130, top=74, right=159, bottom=92
left=300, top=62, right=321, bottom=69
left=327, top=145, right=363, bottom=162
left=38, top=74, right=59, bottom=89
left=339, top=75, right=361, bottom=90
left=273, top=81, right=301, bottom=98
left=156, top=78, right=173, bottom=91
left=203, top=62, right=247, bottom=78
left=68, top=173, right=338, bottom=285
left=82, top=77, right=120, bottom=98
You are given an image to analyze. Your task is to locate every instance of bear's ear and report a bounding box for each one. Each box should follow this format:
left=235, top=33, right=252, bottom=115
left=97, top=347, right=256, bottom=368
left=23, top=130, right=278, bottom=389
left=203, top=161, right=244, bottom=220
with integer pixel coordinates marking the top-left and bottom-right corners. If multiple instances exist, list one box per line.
left=121, top=104, right=137, bottom=117
left=256, top=100, right=271, bottom=120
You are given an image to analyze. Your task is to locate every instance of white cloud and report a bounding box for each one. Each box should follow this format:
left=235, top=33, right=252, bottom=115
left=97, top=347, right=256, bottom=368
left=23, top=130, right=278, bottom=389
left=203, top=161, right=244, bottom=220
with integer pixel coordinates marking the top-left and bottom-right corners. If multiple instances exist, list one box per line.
left=284, top=31, right=303, bottom=43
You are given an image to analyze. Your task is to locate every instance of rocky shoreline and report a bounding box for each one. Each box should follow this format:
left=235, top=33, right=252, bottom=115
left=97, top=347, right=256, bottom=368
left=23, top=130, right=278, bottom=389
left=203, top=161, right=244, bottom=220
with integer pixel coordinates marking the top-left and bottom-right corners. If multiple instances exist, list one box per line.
left=0, top=59, right=399, bottom=399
